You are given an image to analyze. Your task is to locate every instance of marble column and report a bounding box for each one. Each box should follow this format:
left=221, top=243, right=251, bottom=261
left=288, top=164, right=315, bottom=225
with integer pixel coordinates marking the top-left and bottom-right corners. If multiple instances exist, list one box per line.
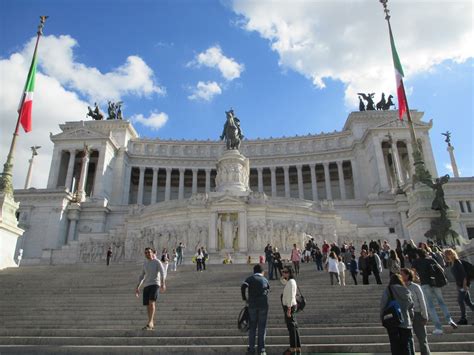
left=337, top=161, right=346, bottom=200
left=390, top=140, right=404, bottom=186
left=374, top=137, right=390, bottom=191
left=205, top=169, right=211, bottom=193
left=92, top=143, right=107, bottom=198
left=257, top=168, right=263, bottom=193
left=208, top=212, right=217, bottom=252
left=283, top=166, right=290, bottom=198
left=178, top=168, right=185, bottom=200
left=46, top=148, right=61, bottom=188
left=64, top=150, right=76, bottom=192
left=165, top=168, right=172, bottom=201
left=323, top=162, right=332, bottom=200
left=296, top=165, right=304, bottom=199
left=151, top=168, right=158, bottom=204
left=76, top=150, right=90, bottom=202
left=122, top=165, right=131, bottom=205
left=238, top=211, right=248, bottom=252
left=192, top=169, right=198, bottom=194
left=350, top=159, right=361, bottom=199
left=447, top=145, right=460, bottom=177
left=309, top=163, right=318, bottom=201
left=270, top=167, right=277, bottom=197
left=137, top=167, right=145, bottom=205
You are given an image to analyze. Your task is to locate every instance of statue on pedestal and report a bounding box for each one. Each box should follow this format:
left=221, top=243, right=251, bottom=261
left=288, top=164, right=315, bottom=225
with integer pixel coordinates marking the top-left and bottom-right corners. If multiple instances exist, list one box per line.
left=220, top=109, right=243, bottom=150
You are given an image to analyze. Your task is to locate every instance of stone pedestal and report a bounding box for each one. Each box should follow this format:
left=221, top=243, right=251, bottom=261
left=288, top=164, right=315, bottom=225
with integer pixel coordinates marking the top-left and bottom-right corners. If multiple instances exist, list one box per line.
left=215, top=150, right=250, bottom=193
left=405, top=184, right=438, bottom=243
left=0, top=193, right=24, bottom=270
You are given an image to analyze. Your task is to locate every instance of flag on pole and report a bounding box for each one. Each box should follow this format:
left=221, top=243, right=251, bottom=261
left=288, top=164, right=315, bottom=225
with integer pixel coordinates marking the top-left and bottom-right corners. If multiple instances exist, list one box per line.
left=388, top=25, right=408, bottom=121
left=18, top=51, right=38, bottom=133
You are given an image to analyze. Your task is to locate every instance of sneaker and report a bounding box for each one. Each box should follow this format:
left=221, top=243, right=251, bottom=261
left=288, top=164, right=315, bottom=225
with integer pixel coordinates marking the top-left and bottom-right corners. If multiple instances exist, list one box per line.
left=449, top=319, right=458, bottom=329
left=432, top=328, right=443, bottom=335
left=457, top=318, right=468, bottom=325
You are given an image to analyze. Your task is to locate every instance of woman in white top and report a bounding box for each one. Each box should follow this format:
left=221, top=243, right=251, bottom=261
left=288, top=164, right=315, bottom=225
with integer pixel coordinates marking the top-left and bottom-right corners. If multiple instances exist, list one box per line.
left=326, top=251, right=340, bottom=285
left=338, top=256, right=346, bottom=286
left=281, top=265, right=301, bottom=355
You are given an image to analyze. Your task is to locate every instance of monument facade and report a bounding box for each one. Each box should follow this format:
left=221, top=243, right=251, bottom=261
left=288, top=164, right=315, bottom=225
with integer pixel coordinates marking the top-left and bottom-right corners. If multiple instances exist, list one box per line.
left=12, top=110, right=474, bottom=265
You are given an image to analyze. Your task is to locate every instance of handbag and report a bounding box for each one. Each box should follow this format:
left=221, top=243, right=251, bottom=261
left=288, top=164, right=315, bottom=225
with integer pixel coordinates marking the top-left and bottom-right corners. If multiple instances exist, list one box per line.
left=382, top=286, right=403, bottom=329
left=296, top=285, right=306, bottom=312
left=237, top=305, right=250, bottom=332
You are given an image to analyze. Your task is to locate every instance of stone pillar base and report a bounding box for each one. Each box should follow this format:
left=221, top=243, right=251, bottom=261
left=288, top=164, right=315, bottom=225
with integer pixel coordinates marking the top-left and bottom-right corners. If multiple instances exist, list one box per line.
left=0, top=193, right=24, bottom=270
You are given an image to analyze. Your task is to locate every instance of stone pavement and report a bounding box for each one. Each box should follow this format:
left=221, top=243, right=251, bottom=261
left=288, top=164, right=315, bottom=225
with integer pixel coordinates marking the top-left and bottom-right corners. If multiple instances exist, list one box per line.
left=0, top=261, right=473, bottom=354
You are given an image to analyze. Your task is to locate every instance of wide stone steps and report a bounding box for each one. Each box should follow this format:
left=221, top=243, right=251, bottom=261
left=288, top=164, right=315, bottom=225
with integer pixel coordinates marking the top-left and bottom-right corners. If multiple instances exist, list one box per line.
left=0, top=262, right=473, bottom=354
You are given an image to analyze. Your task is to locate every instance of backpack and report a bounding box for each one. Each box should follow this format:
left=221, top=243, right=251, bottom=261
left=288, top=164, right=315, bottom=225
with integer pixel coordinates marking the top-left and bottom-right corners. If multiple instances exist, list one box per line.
left=382, top=286, right=403, bottom=329
left=461, top=260, right=474, bottom=280
left=429, top=260, right=448, bottom=288
left=296, top=286, right=306, bottom=312
left=237, top=305, right=249, bottom=332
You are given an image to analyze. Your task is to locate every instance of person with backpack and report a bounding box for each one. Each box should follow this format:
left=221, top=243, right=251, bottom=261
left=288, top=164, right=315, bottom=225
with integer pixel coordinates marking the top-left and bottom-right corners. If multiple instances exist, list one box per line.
left=349, top=254, right=359, bottom=285
left=411, top=248, right=457, bottom=334
left=444, top=248, right=474, bottom=325
left=241, top=264, right=270, bottom=355
left=281, top=265, right=301, bottom=355
left=380, top=273, right=415, bottom=355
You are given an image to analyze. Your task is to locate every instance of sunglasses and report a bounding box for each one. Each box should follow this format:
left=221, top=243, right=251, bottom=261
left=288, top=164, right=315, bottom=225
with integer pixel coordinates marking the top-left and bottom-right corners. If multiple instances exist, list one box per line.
left=282, top=270, right=289, bottom=274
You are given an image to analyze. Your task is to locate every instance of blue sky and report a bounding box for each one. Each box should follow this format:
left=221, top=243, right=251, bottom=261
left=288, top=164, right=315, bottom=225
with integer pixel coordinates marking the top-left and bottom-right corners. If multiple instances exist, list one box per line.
left=0, top=0, right=472, bottom=188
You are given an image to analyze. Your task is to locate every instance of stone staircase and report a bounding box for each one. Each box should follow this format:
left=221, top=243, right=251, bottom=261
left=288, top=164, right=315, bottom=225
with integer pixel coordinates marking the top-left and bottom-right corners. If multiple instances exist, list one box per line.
left=0, top=261, right=473, bottom=354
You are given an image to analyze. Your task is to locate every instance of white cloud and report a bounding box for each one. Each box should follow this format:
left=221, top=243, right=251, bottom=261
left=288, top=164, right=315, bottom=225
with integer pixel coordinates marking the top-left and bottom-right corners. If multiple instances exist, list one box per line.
left=188, top=81, right=222, bottom=101
left=231, top=0, right=473, bottom=107
left=0, top=35, right=166, bottom=189
left=189, top=45, right=244, bottom=81
left=131, top=111, right=169, bottom=131
left=25, top=35, right=165, bottom=102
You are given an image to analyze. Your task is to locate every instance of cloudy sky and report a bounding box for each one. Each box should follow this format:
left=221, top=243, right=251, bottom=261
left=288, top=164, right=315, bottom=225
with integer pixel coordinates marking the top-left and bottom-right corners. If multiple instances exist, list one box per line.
left=0, top=0, right=472, bottom=189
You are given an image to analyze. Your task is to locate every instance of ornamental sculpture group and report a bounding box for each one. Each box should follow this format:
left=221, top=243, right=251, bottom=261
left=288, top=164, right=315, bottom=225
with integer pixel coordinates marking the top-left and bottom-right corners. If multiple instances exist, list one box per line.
left=86, top=101, right=123, bottom=120
left=358, top=92, right=395, bottom=111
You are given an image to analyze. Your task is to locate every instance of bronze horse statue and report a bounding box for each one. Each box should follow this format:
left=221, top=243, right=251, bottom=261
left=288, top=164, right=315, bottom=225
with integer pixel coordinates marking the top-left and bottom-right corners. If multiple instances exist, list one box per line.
left=220, top=109, right=242, bottom=150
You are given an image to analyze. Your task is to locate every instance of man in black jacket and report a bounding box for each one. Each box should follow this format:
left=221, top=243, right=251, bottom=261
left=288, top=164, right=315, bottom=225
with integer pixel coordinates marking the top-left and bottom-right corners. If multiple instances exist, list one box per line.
left=241, top=264, right=270, bottom=355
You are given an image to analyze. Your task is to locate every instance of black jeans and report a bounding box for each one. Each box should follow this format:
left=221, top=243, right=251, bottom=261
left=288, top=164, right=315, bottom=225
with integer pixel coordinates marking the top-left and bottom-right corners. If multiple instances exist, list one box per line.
left=362, top=271, right=369, bottom=284
left=283, top=306, right=301, bottom=348
left=351, top=271, right=358, bottom=285
left=387, top=326, right=414, bottom=355
left=196, top=259, right=202, bottom=271
left=458, top=287, right=474, bottom=319
left=373, top=269, right=382, bottom=284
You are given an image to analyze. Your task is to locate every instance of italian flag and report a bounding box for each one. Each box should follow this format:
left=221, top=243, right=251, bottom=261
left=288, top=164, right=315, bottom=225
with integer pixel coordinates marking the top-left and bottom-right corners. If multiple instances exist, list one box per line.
left=389, top=25, right=408, bottom=121
left=18, top=51, right=38, bottom=133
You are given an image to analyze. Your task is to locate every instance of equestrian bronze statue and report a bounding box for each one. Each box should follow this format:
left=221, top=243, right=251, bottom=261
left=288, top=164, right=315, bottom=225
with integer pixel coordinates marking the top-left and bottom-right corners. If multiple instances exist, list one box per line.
left=220, top=109, right=244, bottom=150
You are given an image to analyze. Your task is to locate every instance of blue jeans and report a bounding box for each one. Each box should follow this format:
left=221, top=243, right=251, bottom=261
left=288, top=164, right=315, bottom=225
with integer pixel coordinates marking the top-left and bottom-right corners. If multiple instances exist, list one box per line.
left=421, top=284, right=452, bottom=330
left=458, top=286, right=474, bottom=319
left=248, top=305, right=268, bottom=353
left=267, top=261, right=274, bottom=280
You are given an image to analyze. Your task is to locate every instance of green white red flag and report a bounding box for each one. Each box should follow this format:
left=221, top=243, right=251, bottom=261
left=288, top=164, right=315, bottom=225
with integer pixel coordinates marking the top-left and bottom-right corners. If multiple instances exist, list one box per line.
left=388, top=25, right=408, bottom=121
left=18, top=51, right=38, bottom=132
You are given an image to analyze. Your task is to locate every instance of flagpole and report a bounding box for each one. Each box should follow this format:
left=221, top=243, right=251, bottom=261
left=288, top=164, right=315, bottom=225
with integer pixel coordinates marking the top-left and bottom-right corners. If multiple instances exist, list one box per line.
left=379, top=0, right=431, bottom=184
left=0, top=16, right=47, bottom=196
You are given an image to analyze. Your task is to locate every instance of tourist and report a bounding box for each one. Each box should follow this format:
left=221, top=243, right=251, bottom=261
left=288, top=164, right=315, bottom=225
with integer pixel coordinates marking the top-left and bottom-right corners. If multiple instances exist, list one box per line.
left=195, top=248, right=204, bottom=272
left=161, top=248, right=170, bottom=276
left=176, top=242, right=185, bottom=265
left=349, top=254, right=358, bottom=285
left=401, top=268, right=431, bottom=355
left=201, top=246, right=208, bottom=271
left=369, top=249, right=383, bottom=284
left=380, top=273, right=414, bottom=355
left=338, top=256, right=346, bottom=286
left=241, top=264, right=270, bottom=355
left=281, top=265, right=301, bottom=355
left=322, top=240, right=330, bottom=257
left=387, top=250, right=401, bottom=276
left=359, top=249, right=371, bottom=285
left=314, top=248, right=324, bottom=271
left=406, top=240, right=418, bottom=266
left=106, top=247, right=112, bottom=266
left=361, top=241, right=369, bottom=252
left=444, top=248, right=474, bottom=325
left=304, top=239, right=312, bottom=263
left=170, top=248, right=177, bottom=271
left=411, top=248, right=457, bottom=334
left=290, top=244, right=302, bottom=276
left=135, top=247, right=166, bottom=330
left=396, top=239, right=405, bottom=268
left=330, top=242, right=341, bottom=257
left=273, top=247, right=283, bottom=279
left=247, top=255, right=252, bottom=264
left=264, top=244, right=274, bottom=280
left=382, top=240, right=391, bottom=269
left=326, top=251, right=340, bottom=286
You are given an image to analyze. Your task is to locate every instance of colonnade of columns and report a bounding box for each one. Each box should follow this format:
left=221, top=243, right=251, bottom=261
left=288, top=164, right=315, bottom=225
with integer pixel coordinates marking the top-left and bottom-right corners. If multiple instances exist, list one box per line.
left=127, top=160, right=357, bottom=205
left=379, top=138, right=412, bottom=191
